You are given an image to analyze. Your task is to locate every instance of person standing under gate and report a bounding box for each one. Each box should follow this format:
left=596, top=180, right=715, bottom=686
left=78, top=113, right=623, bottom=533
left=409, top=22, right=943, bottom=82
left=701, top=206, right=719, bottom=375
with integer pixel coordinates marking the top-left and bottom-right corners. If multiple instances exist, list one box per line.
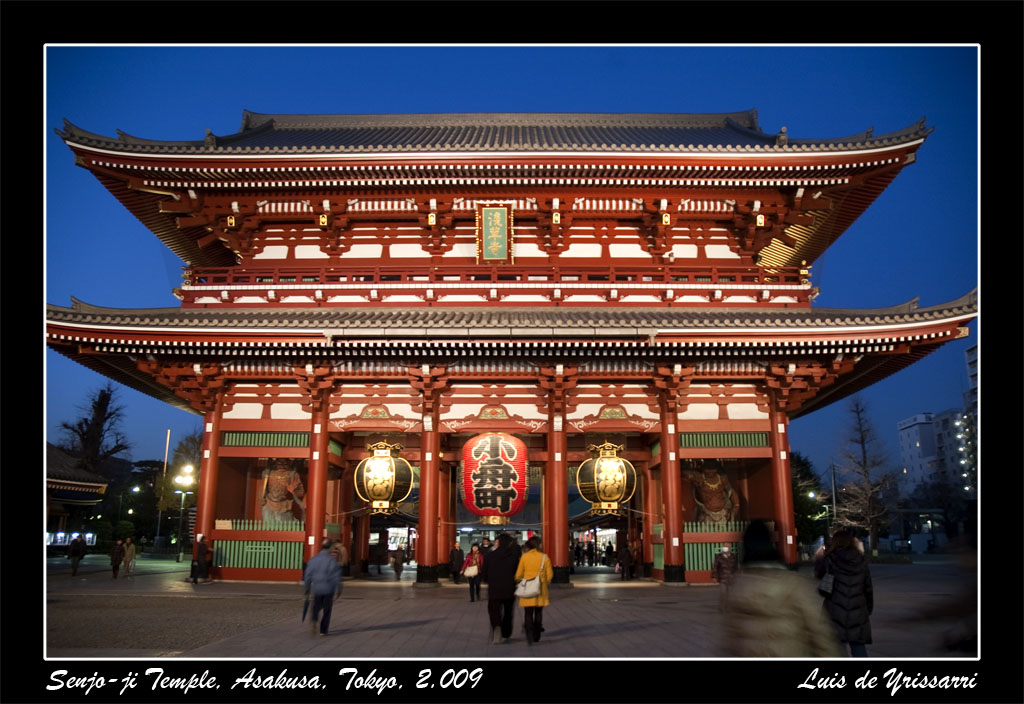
left=481, top=533, right=520, bottom=644
left=305, top=539, right=343, bottom=636
left=449, top=541, right=465, bottom=584
left=461, top=543, right=484, bottom=601
left=193, top=536, right=210, bottom=584
left=515, top=536, right=553, bottom=644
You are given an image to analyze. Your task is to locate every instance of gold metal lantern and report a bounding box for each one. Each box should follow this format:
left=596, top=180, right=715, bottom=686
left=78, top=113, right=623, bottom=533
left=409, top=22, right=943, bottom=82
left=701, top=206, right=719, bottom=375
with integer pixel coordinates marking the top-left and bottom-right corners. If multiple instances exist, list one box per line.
left=575, top=441, right=637, bottom=516
left=354, top=441, right=414, bottom=514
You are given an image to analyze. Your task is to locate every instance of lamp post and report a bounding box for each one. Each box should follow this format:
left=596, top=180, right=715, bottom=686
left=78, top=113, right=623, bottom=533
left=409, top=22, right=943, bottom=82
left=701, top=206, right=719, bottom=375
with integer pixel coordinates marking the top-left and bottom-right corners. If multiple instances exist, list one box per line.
left=118, top=486, right=140, bottom=522
left=173, top=465, right=195, bottom=563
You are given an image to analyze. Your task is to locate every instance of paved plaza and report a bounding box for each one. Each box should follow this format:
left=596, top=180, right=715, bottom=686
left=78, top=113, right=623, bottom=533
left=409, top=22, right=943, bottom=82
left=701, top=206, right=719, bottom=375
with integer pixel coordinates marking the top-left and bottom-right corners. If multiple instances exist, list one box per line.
left=45, top=553, right=976, bottom=660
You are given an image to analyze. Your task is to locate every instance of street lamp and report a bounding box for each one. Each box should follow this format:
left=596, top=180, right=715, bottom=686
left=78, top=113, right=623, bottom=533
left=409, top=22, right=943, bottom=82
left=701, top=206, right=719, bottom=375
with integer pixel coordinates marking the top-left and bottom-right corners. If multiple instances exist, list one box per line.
left=118, top=486, right=140, bottom=521
left=173, top=466, right=195, bottom=563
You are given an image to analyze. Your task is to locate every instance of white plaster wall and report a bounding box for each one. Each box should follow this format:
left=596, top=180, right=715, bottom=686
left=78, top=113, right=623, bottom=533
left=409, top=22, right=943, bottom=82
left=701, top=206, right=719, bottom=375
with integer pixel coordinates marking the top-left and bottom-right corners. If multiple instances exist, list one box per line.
left=727, top=404, right=769, bottom=420
left=704, top=244, right=740, bottom=259
left=560, top=243, right=603, bottom=258
left=677, top=403, right=720, bottom=420
left=221, top=403, right=264, bottom=420
left=253, top=245, right=289, bottom=259
left=271, top=403, right=312, bottom=420
left=514, top=242, right=546, bottom=258
left=389, top=244, right=431, bottom=258
left=609, top=243, right=649, bottom=258
left=442, top=403, right=484, bottom=420
left=234, top=296, right=268, bottom=304
left=564, top=295, right=605, bottom=302
left=442, top=243, right=479, bottom=258
left=382, top=295, right=424, bottom=303
left=503, top=295, right=550, bottom=302
left=280, top=296, right=315, bottom=303
left=294, top=245, right=329, bottom=259
left=620, top=295, right=661, bottom=303
left=438, top=295, right=487, bottom=302
left=327, top=295, right=369, bottom=303
left=339, top=244, right=384, bottom=258
left=671, top=244, right=699, bottom=258
left=724, top=296, right=759, bottom=303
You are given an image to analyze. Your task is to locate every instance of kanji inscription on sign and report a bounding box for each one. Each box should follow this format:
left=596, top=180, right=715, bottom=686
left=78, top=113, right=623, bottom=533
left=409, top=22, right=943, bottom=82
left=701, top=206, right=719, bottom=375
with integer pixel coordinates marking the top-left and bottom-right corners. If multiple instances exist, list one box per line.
left=461, top=432, right=528, bottom=517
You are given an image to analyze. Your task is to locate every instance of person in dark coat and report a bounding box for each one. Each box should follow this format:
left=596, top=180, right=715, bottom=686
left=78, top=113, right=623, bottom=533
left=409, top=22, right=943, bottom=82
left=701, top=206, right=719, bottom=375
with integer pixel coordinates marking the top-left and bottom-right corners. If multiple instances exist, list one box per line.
left=481, top=533, right=521, bottom=644
left=617, top=544, right=633, bottom=581
left=480, top=537, right=492, bottom=554
left=712, top=544, right=738, bottom=610
left=193, top=536, right=209, bottom=584
left=449, top=541, right=465, bottom=584
left=67, top=535, right=87, bottom=577
left=814, top=529, right=874, bottom=657
left=305, top=539, right=343, bottom=636
left=586, top=542, right=595, bottom=566
left=110, top=539, right=125, bottom=579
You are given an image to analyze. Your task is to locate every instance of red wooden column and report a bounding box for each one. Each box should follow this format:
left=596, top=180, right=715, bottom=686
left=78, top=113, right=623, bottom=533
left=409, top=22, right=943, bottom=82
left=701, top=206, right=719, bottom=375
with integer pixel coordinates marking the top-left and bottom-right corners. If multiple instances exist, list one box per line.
left=194, top=389, right=225, bottom=556
left=410, top=365, right=448, bottom=585
left=339, top=464, right=354, bottom=574
left=653, top=365, right=692, bottom=582
left=297, top=365, right=335, bottom=564
left=304, top=398, right=331, bottom=563
left=768, top=389, right=799, bottom=565
left=354, top=512, right=370, bottom=574
left=539, top=364, right=575, bottom=585
left=658, top=407, right=684, bottom=581
left=642, top=462, right=660, bottom=578
left=436, top=463, right=451, bottom=578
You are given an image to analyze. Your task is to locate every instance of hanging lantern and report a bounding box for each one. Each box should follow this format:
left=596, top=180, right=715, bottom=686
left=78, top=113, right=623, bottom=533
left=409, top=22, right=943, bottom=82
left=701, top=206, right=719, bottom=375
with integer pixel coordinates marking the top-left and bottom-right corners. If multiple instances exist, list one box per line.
left=576, top=441, right=637, bottom=515
left=461, top=432, right=528, bottom=525
left=354, top=441, right=414, bottom=514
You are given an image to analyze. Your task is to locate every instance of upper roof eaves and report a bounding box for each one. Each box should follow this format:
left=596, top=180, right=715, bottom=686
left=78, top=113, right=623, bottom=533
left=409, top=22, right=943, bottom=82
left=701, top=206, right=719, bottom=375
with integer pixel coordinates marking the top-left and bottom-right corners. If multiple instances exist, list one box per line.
left=56, top=110, right=931, bottom=157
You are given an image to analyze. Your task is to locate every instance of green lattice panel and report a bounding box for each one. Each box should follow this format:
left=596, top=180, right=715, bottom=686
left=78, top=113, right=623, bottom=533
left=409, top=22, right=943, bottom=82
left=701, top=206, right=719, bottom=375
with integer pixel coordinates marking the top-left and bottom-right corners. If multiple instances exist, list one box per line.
left=221, top=431, right=310, bottom=448
left=678, top=432, right=769, bottom=448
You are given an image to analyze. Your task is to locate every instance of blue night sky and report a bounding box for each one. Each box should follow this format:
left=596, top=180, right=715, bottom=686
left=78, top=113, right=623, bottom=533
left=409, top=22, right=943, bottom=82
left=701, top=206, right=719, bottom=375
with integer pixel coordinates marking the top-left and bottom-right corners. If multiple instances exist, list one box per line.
left=44, top=46, right=979, bottom=481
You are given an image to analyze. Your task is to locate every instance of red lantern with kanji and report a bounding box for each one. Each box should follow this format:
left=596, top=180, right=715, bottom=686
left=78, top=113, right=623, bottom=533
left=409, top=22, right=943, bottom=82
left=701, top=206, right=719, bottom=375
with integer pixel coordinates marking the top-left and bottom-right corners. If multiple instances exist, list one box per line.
left=460, top=432, right=528, bottom=524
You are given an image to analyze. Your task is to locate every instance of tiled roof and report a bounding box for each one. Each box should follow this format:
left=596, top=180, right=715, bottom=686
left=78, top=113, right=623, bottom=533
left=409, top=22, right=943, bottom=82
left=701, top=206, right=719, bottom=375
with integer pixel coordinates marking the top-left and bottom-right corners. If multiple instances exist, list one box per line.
left=47, top=290, right=976, bottom=336
left=56, top=110, right=931, bottom=156
left=46, top=443, right=109, bottom=485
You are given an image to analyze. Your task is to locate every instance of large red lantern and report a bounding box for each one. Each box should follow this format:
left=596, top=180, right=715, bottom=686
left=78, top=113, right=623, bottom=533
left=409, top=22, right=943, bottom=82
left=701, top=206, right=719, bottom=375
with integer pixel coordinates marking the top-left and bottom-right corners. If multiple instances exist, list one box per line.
left=461, top=433, right=528, bottom=525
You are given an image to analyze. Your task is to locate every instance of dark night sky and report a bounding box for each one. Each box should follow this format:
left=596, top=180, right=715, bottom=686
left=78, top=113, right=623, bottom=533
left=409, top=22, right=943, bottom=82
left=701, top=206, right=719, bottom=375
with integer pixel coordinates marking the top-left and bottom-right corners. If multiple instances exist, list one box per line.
left=44, top=45, right=978, bottom=482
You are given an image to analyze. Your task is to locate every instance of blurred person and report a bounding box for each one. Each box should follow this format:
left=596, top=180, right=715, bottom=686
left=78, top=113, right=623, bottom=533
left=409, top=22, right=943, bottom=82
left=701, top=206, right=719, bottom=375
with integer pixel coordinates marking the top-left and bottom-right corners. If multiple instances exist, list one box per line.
left=711, top=544, right=737, bottom=611
left=110, top=539, right=125, bottom=579
left=67, top=534, right=87, bottom=577
left=481, top=533, right=521, bottom=644
left=122, top=537, right=136, bottom=577
left=305, top=539, right=343, bottom=636
left=618, top=543, right=633, bottom=581
left=193, top=536, right=210, bottom=584
left=461, top=543, right=485, bottom=601
left=723, top=520, right=841, bottom=657
left=480, top=537, right=493, bottom=554
left=515, top=536, right=554, bottom=645
left=390, top=545, right=405, bottom=580
left=814, top=529, right=873, bottom=657
left=449, top=541, right=465, bottom=584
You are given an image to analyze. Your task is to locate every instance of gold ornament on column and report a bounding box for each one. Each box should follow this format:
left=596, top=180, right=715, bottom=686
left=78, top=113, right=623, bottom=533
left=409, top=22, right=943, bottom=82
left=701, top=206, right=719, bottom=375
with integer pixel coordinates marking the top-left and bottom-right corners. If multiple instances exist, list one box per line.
left=576, top=441, right=637, bottom=515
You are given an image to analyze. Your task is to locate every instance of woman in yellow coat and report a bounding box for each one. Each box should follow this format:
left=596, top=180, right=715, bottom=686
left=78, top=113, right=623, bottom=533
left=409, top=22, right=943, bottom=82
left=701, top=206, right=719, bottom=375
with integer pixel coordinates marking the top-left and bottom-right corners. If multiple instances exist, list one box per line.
left=515, top=536, right=554, bottom=644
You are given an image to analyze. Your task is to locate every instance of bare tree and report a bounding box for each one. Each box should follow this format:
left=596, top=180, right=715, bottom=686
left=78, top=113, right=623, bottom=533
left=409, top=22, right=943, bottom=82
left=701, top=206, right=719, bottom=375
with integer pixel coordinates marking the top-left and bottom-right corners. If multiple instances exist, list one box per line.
left=833, top=396, right=897, bottom=551
left=60, top=383, right=131, bottom=475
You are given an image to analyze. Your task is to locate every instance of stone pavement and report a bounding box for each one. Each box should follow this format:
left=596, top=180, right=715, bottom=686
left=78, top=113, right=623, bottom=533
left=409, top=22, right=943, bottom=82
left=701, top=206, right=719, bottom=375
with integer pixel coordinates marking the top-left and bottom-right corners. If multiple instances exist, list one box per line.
left=46, top=553, right=976, bottom=659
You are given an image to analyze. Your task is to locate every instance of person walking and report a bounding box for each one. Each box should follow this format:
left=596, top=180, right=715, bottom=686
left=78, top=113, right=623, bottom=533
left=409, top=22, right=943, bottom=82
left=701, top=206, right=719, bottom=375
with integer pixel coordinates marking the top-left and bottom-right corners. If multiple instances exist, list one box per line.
left=586, top=542, right=595, bottom=567
left=617, top=543, right=633, bottom=581
left=449, top=541, right=465, bottom=584
left=515, top=536, right=553, bottom=645
left=722, top=520, right=841, bottom=657
left=304, top=539, right=343, bottom=636
left=461, top=543, right=485, bottom=602
left=67, top=535, right=87, bottom=577
left=110, top=539, right=126, bottom=579
left=122, top=537, right=136, bottom=577
left=193, top=536, right=210, bottom=584
left=390, top=546, right=405, bottom=580
left=814, top=529, right=874, bottom=657
left=711, top=544, right=738, bottom=611
left=481, top=534, right=520, bottom=644
left=480, top=537, right=493, bottom=554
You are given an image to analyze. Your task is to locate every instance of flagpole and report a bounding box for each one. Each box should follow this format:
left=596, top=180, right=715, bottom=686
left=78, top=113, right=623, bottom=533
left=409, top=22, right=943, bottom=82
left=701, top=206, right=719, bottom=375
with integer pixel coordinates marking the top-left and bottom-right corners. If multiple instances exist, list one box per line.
left=156, top=429, right=170, bottom=545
